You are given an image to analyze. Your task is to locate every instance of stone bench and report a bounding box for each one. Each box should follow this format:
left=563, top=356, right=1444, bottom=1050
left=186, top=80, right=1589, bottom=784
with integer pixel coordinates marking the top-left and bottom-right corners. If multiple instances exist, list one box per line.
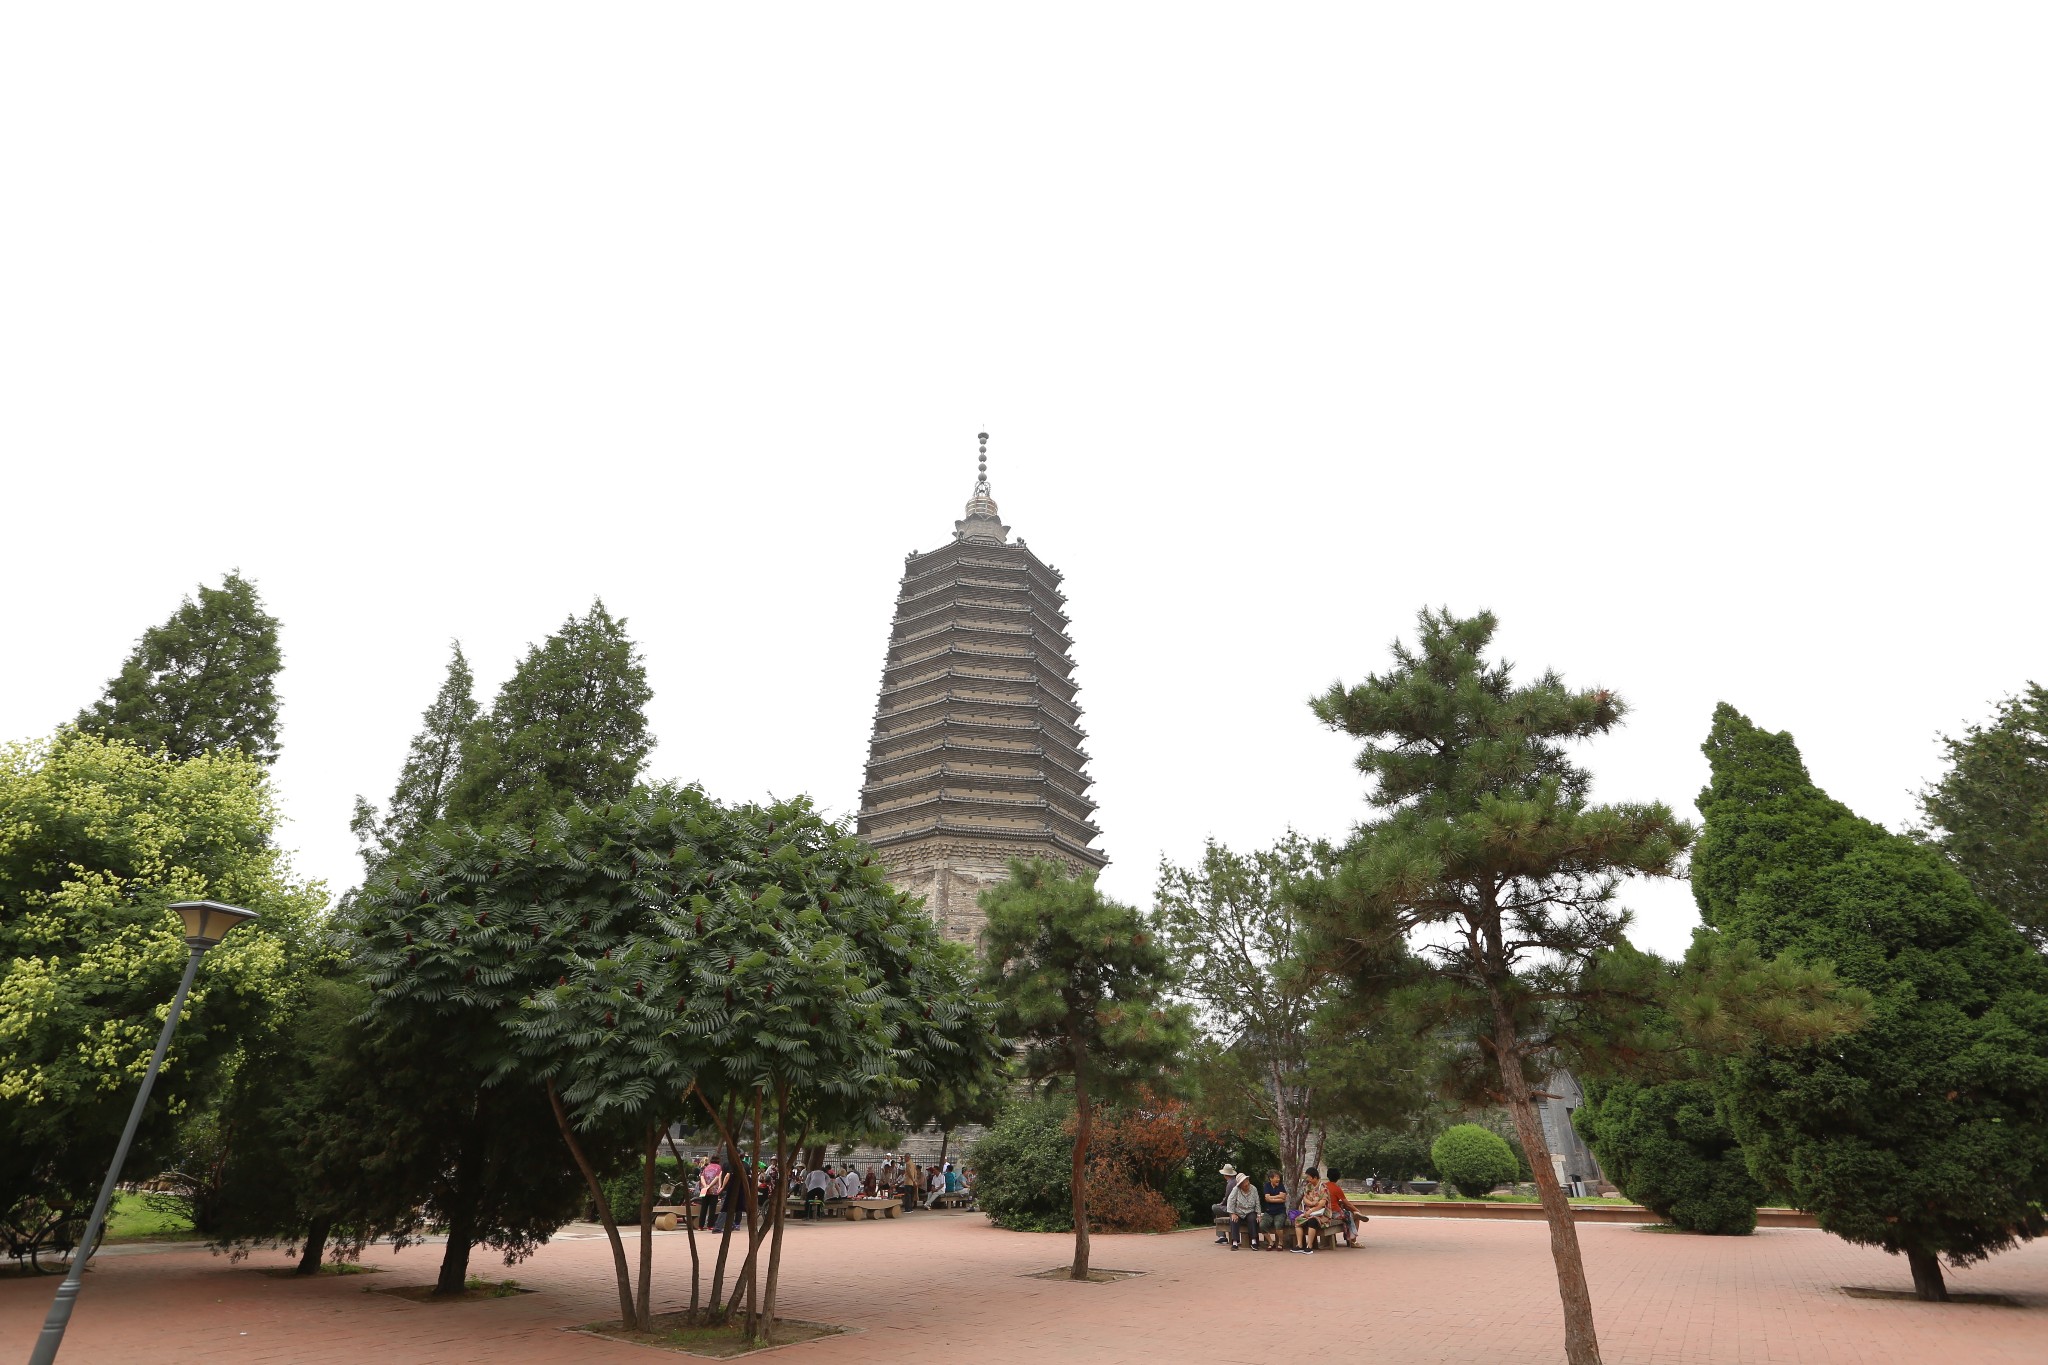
left=1212, top=1216, right=1345, bottom=1248
left=841, top=1197, right=902, bottom=1221
left=926, top=1192, right=973, bottom=1210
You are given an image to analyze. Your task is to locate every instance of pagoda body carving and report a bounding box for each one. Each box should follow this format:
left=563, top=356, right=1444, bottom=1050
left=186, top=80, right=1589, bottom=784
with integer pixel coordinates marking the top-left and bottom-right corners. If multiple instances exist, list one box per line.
left=857, top=459, right=1105, bottom=945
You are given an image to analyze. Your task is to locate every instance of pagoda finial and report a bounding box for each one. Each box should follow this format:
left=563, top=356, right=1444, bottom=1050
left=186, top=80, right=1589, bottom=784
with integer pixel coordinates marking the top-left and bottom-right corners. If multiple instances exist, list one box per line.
left=974, top=431, right=991, bottom=496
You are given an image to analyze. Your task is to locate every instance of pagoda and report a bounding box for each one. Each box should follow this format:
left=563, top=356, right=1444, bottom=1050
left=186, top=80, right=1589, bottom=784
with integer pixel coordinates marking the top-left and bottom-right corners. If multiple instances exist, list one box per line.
left=856, top=434, right=1106, bottom=944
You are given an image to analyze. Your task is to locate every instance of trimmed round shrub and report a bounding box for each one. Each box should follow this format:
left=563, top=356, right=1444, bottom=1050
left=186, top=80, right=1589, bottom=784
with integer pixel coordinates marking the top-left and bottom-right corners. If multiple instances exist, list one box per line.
left=1575, top=1079, right=1760, bottom=1235
left=1430, top=1124, right=1519, bottom=1198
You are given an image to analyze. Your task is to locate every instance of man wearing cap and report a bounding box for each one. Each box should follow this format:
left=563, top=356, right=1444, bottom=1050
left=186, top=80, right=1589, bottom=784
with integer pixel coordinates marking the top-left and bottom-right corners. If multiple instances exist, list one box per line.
left=1212, top=1164, right=1239, bottom=1243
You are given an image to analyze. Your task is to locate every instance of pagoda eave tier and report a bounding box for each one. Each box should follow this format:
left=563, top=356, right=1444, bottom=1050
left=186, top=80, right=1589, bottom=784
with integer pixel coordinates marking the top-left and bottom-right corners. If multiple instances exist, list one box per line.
left=862, top=736, right=1094, bottom=788
left=860, top=816, right=1107, bottom=869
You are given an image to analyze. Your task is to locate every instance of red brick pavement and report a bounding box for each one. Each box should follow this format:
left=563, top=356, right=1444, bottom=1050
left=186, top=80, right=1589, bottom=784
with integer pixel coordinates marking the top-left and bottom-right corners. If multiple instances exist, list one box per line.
left=4, top=1211, right=2044, bottom=1364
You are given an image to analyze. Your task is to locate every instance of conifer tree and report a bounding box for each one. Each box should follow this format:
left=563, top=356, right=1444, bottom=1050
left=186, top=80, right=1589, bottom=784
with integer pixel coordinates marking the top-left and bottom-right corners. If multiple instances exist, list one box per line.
left=1920, top=683, right=2048, bottom=951
left=75, top=571, right=283, bottom=763
left=980, top=859, right=1192, bottom=1281
left=1695, top=703, right=2048, bottom=1300
left=351, top=643, right=480, bottom=872
left=448, top=600, right=652, bottom=826
left=1298, top=609, right=1693, bottom=1365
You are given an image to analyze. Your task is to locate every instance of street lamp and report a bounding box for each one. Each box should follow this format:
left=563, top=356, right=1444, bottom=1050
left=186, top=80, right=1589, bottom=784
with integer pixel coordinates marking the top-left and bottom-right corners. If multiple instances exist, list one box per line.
left=27, top=900, right=259, bottom=1365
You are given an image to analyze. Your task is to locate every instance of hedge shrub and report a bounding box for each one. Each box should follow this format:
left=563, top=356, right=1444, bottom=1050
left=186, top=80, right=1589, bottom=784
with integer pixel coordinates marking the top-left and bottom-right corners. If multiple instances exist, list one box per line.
left=1575, top=1079, right=1760, bottom=1235
left=1430, top=1124, right=1518, bottom=1198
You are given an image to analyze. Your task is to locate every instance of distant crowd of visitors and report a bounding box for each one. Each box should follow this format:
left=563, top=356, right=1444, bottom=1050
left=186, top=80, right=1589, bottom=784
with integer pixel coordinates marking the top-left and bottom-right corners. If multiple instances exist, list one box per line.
left=670, top=1152, right=970, bottom=1229
left=1211, top=1162, right=1364, bottom=1253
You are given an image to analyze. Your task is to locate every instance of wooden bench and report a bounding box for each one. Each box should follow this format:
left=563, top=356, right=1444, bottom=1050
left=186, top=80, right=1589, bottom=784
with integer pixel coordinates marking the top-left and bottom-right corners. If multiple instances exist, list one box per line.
left=841, top=1197, right=902, bottom=1221
left=1211, top=1216, right=1348, bottom=1248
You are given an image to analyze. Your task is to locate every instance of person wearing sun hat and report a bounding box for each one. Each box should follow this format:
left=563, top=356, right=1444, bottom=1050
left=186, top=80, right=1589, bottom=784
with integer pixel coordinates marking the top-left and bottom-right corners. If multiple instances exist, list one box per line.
left=1212, top=1163, right=1239, bottom=1242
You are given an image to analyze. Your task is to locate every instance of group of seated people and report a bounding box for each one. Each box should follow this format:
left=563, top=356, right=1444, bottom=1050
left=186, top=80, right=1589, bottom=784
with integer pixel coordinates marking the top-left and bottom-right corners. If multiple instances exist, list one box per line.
left=1215, top=1163, right=1363, bottom=1253
left=795, top=1158, right=970, bottom=1218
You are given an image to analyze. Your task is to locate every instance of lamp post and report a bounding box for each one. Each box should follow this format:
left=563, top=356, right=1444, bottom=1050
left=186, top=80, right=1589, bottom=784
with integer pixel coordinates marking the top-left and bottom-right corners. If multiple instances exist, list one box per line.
left=27, top=900, right=259, bottom=1365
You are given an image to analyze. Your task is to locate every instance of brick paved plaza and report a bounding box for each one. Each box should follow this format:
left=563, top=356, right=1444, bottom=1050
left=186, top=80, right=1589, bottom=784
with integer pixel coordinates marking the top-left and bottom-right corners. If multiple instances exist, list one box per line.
left=5, top=1211, right=2043, bottom=1364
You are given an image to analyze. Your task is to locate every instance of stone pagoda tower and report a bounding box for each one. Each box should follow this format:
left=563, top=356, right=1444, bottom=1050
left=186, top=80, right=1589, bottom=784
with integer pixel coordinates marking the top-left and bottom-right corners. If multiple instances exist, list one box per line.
left=856, top=434, right=1106, bottom=945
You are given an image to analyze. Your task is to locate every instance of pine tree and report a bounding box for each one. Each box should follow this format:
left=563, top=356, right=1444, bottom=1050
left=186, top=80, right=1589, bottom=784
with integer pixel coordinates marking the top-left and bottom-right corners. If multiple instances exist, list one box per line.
left=980, top=859, right=1192, bottom=1280
left=1695, top=703, right=2048, bottom=1300
left=448, top=600, right=652, bottom=826
left=75, top=570, right=283, bottom=763
left=1921, top=684, right=2048, bottom=951
left=351, top=643, right=480, bottom=872
left=1299, top=609, right=1693, bottom=1365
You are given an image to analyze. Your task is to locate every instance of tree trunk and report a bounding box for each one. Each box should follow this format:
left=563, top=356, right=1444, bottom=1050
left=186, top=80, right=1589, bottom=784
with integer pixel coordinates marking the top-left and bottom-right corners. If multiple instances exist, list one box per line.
left=1907, top=1247, right=1949, bottom=1301
left=937, top=1128, right=951, bottom=1172
left=434, top=1111, right=486, bottom=1296
left=1069, top=1069, right=1092, bottom=1281
left=294, top=1216, right=331, bottom=1276
left=636, top=1124, right=660, bottom=1328
left=1271, top=1066, right=1309, bottom=1213
left=1492, top=995, right=1601, bottom=1365
left=547, top=1080, right=641, bottom=1331
left=760, top=1092, right=799, bottom=1347
left=667, top=1114, right=701, bottom=1315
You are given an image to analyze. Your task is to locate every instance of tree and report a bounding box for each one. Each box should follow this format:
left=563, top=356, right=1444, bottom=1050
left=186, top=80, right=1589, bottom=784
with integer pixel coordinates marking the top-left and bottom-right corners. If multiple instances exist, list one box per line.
left=351, top=643, right=479, bottom=873
left=447, top=601, right=652, bottom=826
left=1296, top=608, right=1694, bottom=1365
left=356, top=786, right=1002, bottom=1341
left=1154, top=834, right=1337, bottom=1209
left=980, top=858, right=1192, bottom=1280
left=75, top=571, right=283, bottom=764
left=1573, top=1078, right=1761, bottom=1233
left=0, top=731, right=324, bottom=1236
left=1921, top=684, right=2048, bottom=951
left=1695, top=703, right=2048, bottom=1300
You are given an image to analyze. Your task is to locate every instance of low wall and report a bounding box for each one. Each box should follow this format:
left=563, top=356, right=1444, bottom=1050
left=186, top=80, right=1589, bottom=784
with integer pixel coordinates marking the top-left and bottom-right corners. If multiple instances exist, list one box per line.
left=1360, top=1200, right=1819, bottom=1229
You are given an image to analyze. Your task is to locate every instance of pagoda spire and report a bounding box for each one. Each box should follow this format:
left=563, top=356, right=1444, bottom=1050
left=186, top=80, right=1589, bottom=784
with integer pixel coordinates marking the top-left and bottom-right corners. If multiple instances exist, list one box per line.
left=955, top=429, right=1009, bottom=544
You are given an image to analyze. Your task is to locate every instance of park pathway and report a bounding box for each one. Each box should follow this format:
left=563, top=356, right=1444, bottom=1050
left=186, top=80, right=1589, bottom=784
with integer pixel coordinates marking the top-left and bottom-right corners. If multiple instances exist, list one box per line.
left=3, top=1210, right=2043, bottom=1363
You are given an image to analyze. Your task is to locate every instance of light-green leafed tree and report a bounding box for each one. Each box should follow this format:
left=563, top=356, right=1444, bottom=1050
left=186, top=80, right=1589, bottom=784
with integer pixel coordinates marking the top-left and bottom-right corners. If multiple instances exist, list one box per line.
left=75, top=571, right=284, bottom=765
left=0, top=731, right=324, bottom=1236
left=1695, top=703, right=2048, bottom=1299
left=980, top=858, right=1191, bottom=1281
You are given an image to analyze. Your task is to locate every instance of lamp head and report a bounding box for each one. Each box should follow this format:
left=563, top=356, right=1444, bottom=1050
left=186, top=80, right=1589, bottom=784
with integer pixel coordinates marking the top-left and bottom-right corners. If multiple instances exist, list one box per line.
left=169, top=900, right=260, bottom=948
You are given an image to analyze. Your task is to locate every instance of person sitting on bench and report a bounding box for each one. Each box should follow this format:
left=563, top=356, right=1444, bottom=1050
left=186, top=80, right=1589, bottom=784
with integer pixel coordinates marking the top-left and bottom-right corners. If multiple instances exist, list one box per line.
left=803, top=1164, right=831, bottom=1219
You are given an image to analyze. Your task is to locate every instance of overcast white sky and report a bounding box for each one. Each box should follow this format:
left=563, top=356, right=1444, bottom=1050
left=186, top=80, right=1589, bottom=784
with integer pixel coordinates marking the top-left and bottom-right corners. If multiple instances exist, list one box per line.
left=4, top=6, right=2041, bottom=958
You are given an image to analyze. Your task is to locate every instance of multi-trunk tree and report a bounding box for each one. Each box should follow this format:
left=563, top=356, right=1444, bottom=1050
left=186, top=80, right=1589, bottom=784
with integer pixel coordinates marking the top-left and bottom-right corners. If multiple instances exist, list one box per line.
left=1695, top=703, right=2048, bottom=1299
left=355, top=786, right=1003, bottom=1343
left=74, top=571, right=284, bottom=765
left=980, top=858, right=1191, bottom=1281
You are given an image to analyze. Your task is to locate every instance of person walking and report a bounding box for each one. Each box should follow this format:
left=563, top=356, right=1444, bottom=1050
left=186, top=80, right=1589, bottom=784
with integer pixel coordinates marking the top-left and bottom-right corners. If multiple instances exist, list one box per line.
left=1224, top=1173, right=1261, bottom=1249
left=696, top=1157, right=725, bottom=1233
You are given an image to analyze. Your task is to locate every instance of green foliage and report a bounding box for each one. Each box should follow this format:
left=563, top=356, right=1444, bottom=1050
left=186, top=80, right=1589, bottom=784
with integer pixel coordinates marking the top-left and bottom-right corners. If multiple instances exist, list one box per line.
left=1921, top=684, right=2048, bottom=952
left=1325, top=1126, right=1437, bottom=1183
left=600, top=1156, right=680, bottom=1227
left=970, top=1093, right=1080, bottom=1232
left=1430, top=1123, right=1518, bottom=1197
left=0, top=731, right=324, bottom=1229
left=1574, top=1079, right=1759, bottom=1234
left=75, top=571, right=284, bottom=765
left=1695, top=704, right=2048, bottom=1290
left=447, top=601, right=653, bottom=826
left=352, top=643, right=479, bottom=874
left=980, top=860, right=1191, bottom=1274
left=980, top=860, right=1191, bottom=1109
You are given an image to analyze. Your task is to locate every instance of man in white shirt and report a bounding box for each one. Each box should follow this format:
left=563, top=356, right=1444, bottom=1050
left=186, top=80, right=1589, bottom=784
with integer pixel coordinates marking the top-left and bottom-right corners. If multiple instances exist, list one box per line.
left=803, top=1164, right=831, bottom=1220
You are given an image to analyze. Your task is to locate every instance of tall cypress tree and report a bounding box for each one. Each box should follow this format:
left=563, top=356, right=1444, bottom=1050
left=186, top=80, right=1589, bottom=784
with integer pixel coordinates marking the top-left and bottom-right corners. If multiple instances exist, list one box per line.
left=1920, top=684, right=2048, bottom=952
left=351, top=643, right=480, bottom=872
left=448, top=600, right=653, bottom=825
left=1695, top=703, right=2048, bottom=1299
left=76, top=570, right=283, bottom=763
